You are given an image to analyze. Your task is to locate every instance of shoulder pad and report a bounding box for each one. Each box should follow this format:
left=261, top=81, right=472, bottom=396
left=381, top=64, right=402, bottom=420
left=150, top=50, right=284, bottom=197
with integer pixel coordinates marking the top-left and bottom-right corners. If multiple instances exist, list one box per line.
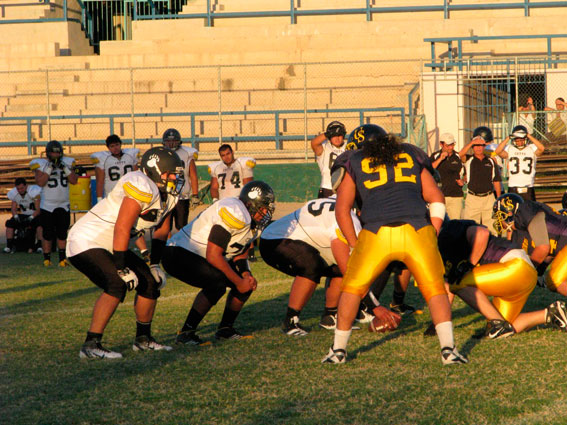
left=90, top=151, right=110, bottom=166
left=29, top=158, right=47, bottom=171
left=122, top=173, right=156, bottom=204
left=6, top=187, right=17, bottom=202
left=123, top=148, right=141, bottom=159
left=217, top=199, right=250, bottom=230
left=63, top=156, right=76, bottom=168
left=208, top=161, right=221, bottom=176
left=179, top=146, right=198, bottom=160
left=28, top=185, right=42, bottom=199
left=240, top=157, right=256, bottom=169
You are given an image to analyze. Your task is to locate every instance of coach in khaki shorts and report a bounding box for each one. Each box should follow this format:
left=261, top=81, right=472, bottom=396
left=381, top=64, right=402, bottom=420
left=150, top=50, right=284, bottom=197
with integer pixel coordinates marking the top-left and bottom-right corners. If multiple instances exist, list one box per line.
left=430, top=132, right=464, bottom=219
left=459, top=127, right=502, bottom=234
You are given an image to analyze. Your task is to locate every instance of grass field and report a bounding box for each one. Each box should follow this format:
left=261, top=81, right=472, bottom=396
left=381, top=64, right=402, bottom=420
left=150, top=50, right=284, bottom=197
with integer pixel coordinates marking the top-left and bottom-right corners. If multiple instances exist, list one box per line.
left=2, top=252, right=567, bottom=425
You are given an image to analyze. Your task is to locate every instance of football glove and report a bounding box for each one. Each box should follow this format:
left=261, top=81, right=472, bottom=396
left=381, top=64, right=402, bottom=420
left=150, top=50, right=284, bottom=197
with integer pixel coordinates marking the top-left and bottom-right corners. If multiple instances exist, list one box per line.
left=43, top=164, right=54, bottom=176
left=62, top=163, right=73, bottom=177
left=190, top=195, right=201, bottom=208
left=117, top=267, right=138, bottom=291
left=150, top=264, right=167, bottom=290
left=447, top=261, right=474, bottom=285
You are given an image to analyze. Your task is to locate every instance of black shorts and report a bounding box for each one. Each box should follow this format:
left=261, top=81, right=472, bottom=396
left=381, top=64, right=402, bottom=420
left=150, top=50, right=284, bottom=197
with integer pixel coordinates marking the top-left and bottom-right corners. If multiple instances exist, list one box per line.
left=40, top=208, right=70, bottom=241
left=318, top=188, right=334, bottom=199
left=162, top=245, right=238, bottom=292
left=171, top=199, right=190, bottom=231
left=508, top=186, right=536, bottom=202
left=5, top=214, right=40, bottom=230
left=259, top=238, right=341, bottom=284
left=68, top=248, right=160, bottom=301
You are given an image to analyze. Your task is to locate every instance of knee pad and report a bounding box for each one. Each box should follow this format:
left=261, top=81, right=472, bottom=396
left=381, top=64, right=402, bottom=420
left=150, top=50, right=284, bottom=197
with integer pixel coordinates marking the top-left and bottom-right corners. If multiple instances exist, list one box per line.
left=5, top=218, right=17, bottom=229
left=105, top=275, right=128, bottom=302
left=230, top=288, right=252, bottom=303
left=202, top=284, right=227, bottom=306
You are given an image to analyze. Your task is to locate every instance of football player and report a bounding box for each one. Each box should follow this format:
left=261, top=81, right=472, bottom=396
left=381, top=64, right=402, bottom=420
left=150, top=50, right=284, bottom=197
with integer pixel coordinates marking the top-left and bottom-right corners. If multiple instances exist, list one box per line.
left=30, top=140, right=78, bottom=267
left=493, top=125, right=545, bottom=201
left=438, top=219, right=563, bottom=336
left=494, top=193, right=567, bottom=298
left=67, top=147, right=185, bottom=359
left=208, top=144, right=255, bottom=201
left=4, top=177, right=42, bottom=253
left=91, top=135, right=149, bottom=261
left=260, top=196, right=363, bottom=336
left=162, top=128, right=200, bottom=230
left=163, top=181, right=275, bottom=345
left=322, top=124, right=467, bottom=365
left=311, top=121, right=347, bottom=198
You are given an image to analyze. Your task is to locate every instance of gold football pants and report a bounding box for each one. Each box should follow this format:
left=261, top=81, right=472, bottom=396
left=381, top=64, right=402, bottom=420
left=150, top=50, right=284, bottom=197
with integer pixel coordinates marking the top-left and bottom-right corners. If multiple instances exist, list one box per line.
left=547, top=245, right=567, bottom=291
left=341, top=225, right=446, bottom=302
left=451, top=257, right=537, bottom=323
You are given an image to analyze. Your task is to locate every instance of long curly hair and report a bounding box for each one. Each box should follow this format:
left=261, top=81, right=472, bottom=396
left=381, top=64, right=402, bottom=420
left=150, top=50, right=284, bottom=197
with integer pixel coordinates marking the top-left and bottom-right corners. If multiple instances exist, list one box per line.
left=362, top=133, right=403, bottom=167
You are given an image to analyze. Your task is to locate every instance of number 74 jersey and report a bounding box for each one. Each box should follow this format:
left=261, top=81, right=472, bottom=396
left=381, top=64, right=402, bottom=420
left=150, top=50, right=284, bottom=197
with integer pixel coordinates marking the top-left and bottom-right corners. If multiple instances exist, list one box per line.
left=208, top=157, right=256, bottom=199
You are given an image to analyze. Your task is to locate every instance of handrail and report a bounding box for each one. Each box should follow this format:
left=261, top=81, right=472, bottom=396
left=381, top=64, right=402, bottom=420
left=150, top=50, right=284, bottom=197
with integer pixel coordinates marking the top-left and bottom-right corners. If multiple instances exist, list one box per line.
left=0, top=106, right=406, bottom=154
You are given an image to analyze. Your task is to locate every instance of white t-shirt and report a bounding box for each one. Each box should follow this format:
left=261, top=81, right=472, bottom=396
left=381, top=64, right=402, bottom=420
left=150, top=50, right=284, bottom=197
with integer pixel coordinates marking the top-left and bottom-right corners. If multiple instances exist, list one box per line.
left=316, top=141, right=346, bottom=190
left=66, top=171, right=178, bottom=256
left=174, top=145, right=198, bottom=200
left=504, top=143, right=538, bottom=188
left=91, top=148, right=140, bottom=196
left=167, top=197, right=256, bottom=260
left=261, top=197, right=361, bottom=267
left=29, top=156, right=76, bottom=212
left=7, top=185, right=42, bottom=216
left=208, top=157, right=256, bottom=199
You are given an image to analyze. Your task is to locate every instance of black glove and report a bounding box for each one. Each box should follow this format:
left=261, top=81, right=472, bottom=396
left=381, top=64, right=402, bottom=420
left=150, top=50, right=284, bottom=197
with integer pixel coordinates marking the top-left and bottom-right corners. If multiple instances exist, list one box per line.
left=447, top=261, right=475, bottom=285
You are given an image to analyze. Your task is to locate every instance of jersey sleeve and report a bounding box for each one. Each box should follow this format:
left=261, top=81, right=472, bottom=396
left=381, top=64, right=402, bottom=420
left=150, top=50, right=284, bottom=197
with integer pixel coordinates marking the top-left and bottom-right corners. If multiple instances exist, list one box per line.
left=28, top=185, right=42, bottom=199
left=6, top=187, right=17, bottom=202
left=216, top=200, right=251, bottom=234
left=121, top=173, right=156, bottom=208
left=208, top=162, right=220, bottom=178
left=123, top=148, right=141, bottom=160
left=90, top=151, right=110, bottom=170
left=240, top=157, right=256, bottom=179
left=63, top=156, right=76, bottom=169
left=180, top=146, right=198, bottom=162
left=29, top=158, right=47, bottom=172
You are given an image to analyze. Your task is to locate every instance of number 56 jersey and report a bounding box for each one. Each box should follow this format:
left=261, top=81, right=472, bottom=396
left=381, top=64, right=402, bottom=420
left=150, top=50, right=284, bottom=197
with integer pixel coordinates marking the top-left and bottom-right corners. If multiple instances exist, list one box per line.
left=261, top=197, right=361, bottom=267
left=29, top=157, right=76, bottom=212
left=167, top=197, right=256, bottom=260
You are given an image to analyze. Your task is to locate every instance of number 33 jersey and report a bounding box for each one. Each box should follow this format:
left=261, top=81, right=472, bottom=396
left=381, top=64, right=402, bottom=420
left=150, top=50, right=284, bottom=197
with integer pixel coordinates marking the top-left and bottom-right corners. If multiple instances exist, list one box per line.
left=29, top=157, right=76, bottom=212
left=167, top=197, right=255, bottom=260
left=345, top=143, right=432, bottom=233
left=208, top=157, right=256, bottom=199
left=67, top=171, right=178, bottom=256
left=261, top=197, right=361, bottom=267
left=90, top=148, right=140, bottom=196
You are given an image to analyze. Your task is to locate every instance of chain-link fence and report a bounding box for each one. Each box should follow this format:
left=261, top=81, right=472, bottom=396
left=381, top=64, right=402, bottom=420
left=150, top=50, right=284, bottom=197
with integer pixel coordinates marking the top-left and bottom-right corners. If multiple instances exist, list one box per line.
left=0, top=59, right=424, bottom=161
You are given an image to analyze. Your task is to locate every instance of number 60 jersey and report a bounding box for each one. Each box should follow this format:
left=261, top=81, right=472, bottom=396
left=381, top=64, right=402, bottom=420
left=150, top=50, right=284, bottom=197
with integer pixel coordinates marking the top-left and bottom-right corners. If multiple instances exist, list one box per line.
left=261, top=197, right=361, bottom=267
left=167, top=197, right=256, bottom=260
left=90, top=148, right=140, bottom=196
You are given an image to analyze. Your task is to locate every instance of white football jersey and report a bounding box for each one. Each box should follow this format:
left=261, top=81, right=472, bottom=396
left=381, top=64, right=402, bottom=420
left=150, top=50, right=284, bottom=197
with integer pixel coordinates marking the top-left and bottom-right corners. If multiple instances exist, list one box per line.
left=66, top=171, right=178, bottom=257
left=208, top=157, right=256, bottom=199
left=167, top=197, right=256, bottom=260
left=7, top=184, right=42, bottom=216
left=316, top=140, right=346, bottom=190
left=261, top=197, right=361, bottom=266
left=91, top=148, right=140, bottom=196
left=174, top=145, right=198, bottom=199
left=504, top=143, right=538, bottom=187
left=30, top=156, right=75, bottom=212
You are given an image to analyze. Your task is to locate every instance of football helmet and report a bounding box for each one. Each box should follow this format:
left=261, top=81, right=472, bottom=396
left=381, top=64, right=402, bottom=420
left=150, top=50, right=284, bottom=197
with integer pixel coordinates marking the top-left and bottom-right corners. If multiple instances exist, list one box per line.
left=492, top=193, right=524, bottom=234
left=558, top=209, right=567, bottom=216
left=162, top=128, right=182, bottom=150
left=325, top=121, right=347, bottom=139
left=472, top=126, right=493, bottom=143
left=510, top=125, right=528, bottom=149
left=45, top=140, right=63, bottom=161
left=345, top=124, right=387, bottom=150
left=238, top=180, right=275, bottom=229
left=140, top=146, right=185, bottom=196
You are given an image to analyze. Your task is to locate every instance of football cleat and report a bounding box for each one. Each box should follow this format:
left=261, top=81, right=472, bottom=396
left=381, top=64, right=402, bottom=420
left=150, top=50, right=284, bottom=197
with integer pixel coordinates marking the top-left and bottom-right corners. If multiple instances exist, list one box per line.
left=43, top=259, right=52, bottom=267
left=133, top=335, right=173, bottom=352
left=355, top=304, right=374, bottom=323
left=59, top=259, right=69, bottom=267
left=485, top=319, right=515, bottom=339
left=319, top=313, right=337, bottom=330
left=441, top=346, right=468, bottom=365
left=423, top=322, right=436, bottom=337
left=282, top=316, right=309, bottom=336
left=79, top=340, right=123, bottom=359
left=545, top=300, right=567, bottom=331
left=389, top=302, right=417, bottom=316
left=215, top=327, right=253, bottom=340
left=175, top=330, right=211, bottom=346
left=321, top=345, right=347, bottom=364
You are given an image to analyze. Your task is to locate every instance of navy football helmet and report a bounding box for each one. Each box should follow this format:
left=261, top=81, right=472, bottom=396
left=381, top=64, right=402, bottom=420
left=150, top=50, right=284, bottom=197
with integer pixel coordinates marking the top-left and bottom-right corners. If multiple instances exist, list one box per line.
left=492, top=193, right=524, bottom=234
left=510, top=125, right=528, bottom=149
left=162, top=128, right=182, bottom=150
left=345, top=124, right=387, bottom=150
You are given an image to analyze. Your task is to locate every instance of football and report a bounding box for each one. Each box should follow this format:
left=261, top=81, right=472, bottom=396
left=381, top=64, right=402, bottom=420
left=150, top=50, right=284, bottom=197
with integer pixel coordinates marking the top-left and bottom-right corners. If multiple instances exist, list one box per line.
left=368, top=316, right=392, bottom=333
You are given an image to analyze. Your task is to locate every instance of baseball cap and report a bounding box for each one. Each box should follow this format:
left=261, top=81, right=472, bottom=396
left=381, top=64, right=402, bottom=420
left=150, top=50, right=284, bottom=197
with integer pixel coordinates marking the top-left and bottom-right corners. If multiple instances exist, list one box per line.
left=440, top=132, right=456, bottom=145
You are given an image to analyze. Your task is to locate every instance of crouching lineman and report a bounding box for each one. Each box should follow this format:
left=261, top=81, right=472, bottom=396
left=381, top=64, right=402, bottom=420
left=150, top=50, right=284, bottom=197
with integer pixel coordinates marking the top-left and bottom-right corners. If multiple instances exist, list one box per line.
left=163, top=181, right=275, bottom=345
left=67, top=147, right=185, bottom=359
left=322, top=124, right=466, bottom=365
left=260, top=196, right=362, bottom=336
left=4, top=178, right=42, bottom=253
left=437, top=219, right=562, bottom=337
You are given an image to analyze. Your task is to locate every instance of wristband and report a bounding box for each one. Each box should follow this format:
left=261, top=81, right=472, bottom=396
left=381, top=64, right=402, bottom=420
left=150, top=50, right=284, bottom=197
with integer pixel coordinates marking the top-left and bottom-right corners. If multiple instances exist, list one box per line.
left=212, top=197, right=219, bottom=203
left=113, top=250, right=127, bottom=270
left=150, top=239, right=166, bottom=265
left=429, top=202, right=446, bottom=221
left=234, top=258, right=251, bottom=275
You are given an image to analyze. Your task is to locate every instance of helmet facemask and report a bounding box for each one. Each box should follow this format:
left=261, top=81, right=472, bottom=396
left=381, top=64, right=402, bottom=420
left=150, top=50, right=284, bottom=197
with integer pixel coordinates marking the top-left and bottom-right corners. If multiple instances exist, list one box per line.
left=492, top=210, right=514, bottom=234
left=162, top=167, right=185, bottom=196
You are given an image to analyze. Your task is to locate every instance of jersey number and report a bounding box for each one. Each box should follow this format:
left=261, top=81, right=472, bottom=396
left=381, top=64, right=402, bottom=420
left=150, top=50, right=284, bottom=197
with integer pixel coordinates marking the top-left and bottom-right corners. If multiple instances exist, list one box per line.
left=509, top=157, right=533, bottom=175
left=109, top=165, right=134, bottom=181
left=47, top=174, right=68, bottom=188
left=219, top=172, right=240, bottom=190
left=307, top=200, right=335, bottom=217
left=328, top=152, right=338, bottom=171
left=361, top=153, right=417, bottom=189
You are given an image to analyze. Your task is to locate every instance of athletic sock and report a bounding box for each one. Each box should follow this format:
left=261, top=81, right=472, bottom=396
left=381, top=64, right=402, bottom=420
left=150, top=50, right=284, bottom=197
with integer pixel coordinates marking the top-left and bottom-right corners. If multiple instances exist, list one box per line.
left=43, top=253, right=51, bottom=261
left=392, top=289, right=405, bottom=306
left=219, top=307, right=240, bottom=329
left=324, top=306, right=338, bottom=316
left=85, top=331, right=103, bottom=343
left=333, top=328, right=352, bottom=351
left=136, top=321, right=152, bottom=338
left=182, top=308, right=204, bottom=333
left=6, top=238, right=14, bottom=250
left=286, top=307, right=301, bottom=321
left=435, top=321, right=455, bottom=349
left=58, top=249, right=66, bottom=262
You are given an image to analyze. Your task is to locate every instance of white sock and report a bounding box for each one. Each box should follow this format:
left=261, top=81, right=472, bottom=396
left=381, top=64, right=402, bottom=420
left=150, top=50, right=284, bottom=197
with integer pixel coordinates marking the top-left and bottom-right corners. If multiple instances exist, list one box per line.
left=333, top=328, right=352, bottom=351
left=435, top=321, right=454, bottom=349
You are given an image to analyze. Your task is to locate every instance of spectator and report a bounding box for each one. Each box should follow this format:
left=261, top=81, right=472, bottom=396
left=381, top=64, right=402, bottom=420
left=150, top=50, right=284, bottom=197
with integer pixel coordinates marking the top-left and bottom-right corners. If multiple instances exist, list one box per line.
left=430, top=132, right=464, bottom=219
left=518, top=94, right=536, bottom=135
left=29, top=140, right=78, bottom=267
left=311, top=121, right=347, bottom=198
left=493, top=125, right=545, bottom=201
left=161, top=128, right=200, bottom=230
left=91, top=135, right=149, bottom=261
left=4, top=177, right=42, bottom=253
left=458, top=126, right=502, bottom=233
left=544, top=97, right=567, bottom=144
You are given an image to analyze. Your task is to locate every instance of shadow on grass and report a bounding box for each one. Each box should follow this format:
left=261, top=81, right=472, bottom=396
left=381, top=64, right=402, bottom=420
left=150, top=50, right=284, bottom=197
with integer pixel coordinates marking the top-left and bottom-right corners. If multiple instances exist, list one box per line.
left=1, top=286, right=99, bottom=316
left=0, top=279, right=73, bottom=295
